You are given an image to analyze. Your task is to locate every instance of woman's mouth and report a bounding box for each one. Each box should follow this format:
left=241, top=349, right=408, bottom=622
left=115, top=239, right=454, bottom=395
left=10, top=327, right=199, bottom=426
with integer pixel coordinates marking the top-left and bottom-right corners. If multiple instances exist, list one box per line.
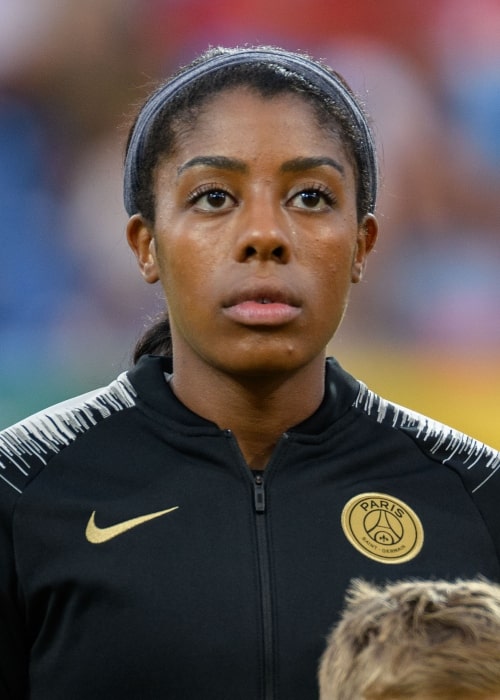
left=223, top=295, right=301, bottom=326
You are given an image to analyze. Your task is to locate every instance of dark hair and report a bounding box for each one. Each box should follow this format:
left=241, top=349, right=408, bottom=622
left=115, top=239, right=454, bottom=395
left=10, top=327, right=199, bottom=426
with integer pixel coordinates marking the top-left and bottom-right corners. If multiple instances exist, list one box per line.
left=133, top=314, right=172, bottom=362
left=126, top=46, right=378, bottom=363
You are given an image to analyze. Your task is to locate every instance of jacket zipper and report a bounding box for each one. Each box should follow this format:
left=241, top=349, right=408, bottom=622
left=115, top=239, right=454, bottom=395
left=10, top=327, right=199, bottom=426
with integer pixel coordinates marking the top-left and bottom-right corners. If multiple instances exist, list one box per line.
left=253, top=472, right=275, bottom=700
left=224, top=429, right=283, bottom=699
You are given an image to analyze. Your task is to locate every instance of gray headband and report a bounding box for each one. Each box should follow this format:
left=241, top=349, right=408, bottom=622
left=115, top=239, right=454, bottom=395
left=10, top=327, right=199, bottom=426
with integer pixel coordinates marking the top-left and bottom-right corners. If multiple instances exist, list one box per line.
left=124, top=47, right=377, bottom=216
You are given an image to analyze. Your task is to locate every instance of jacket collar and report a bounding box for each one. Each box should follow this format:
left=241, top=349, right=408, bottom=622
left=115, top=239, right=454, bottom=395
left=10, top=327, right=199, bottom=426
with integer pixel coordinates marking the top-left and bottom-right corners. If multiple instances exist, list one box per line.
left=127, top=355, right=360, bottom=437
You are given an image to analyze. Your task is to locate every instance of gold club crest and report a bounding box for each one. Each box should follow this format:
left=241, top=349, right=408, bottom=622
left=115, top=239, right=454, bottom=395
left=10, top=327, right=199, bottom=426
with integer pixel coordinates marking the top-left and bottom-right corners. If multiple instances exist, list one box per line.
left=341, top=492, right=424, bottom=564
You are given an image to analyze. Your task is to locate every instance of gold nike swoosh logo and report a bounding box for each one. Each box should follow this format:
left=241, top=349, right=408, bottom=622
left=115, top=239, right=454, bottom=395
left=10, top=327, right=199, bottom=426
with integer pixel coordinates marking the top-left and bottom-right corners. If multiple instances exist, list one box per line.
left=85, top=507, right=179, bottom=544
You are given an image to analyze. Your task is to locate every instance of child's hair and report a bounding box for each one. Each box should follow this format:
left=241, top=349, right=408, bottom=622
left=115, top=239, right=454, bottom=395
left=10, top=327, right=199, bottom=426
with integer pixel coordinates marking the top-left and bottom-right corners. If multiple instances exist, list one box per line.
left=318, top=578, right=500, bottom=700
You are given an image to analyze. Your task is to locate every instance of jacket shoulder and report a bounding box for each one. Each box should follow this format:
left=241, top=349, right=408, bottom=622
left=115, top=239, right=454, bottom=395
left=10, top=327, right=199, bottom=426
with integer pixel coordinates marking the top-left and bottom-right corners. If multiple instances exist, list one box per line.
left=353, top=382, right=500, bottom=494
left=0, top=373, right=137, bottom=495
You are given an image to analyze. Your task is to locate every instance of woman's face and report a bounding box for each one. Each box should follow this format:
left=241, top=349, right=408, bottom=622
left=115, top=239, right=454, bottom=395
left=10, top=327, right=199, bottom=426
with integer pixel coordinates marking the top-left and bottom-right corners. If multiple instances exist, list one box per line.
left=128, top=87, right=377, bottom=378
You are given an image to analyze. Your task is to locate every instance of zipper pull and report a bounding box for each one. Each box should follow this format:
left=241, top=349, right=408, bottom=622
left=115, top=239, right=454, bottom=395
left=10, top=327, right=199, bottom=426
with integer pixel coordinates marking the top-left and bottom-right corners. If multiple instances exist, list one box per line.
left=253, top=474, right=266, bottom=513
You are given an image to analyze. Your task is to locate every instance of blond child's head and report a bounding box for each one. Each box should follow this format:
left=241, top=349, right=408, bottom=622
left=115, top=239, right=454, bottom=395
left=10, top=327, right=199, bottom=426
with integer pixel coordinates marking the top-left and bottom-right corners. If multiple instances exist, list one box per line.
left=319, top=578, right=500, bottom=700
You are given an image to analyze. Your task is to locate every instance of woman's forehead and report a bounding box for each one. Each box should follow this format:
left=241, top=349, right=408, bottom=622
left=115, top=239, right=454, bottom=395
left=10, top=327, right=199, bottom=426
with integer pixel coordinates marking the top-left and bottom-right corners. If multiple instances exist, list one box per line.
left=191, top=86, right=326, bottom=125
left=172, top=87, right=347, bottom=158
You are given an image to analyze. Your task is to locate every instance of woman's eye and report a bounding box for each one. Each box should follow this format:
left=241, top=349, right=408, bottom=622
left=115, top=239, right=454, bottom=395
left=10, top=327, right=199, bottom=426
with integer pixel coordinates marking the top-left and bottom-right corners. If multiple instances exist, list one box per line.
left=289, top=189, right=334, bottom=210
left=190, top=189, right=235, bottom=211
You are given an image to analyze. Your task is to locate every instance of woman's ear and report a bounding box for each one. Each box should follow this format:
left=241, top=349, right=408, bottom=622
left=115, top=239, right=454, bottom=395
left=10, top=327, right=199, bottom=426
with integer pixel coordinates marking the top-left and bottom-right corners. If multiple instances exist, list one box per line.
left=126, top=214, right=160, bottom=284
left=351, top=214, right=378, bottom=283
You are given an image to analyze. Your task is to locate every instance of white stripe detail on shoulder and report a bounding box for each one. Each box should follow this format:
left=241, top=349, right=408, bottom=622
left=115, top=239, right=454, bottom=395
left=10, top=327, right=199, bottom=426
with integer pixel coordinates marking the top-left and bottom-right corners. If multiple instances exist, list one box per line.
left=0, top=373, right=137, bottom=492
left=354, top=382, right=500, bottom=493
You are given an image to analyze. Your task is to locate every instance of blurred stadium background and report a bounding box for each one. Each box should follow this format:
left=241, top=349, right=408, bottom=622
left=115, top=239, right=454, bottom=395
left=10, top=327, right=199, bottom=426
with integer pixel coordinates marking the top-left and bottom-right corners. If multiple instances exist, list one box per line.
left=0, top=0, right=498, bottom=448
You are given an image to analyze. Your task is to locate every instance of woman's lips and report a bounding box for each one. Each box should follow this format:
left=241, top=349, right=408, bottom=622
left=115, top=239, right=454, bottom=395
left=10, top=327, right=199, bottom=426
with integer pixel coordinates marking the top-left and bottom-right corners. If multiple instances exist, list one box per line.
left=223, top=299, right=301, bottom=325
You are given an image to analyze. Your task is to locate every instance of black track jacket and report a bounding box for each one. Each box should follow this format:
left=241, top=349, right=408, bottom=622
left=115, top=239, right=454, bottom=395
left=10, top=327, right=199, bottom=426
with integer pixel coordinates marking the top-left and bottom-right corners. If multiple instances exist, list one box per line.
left=1, top=356, right=499, bottom=699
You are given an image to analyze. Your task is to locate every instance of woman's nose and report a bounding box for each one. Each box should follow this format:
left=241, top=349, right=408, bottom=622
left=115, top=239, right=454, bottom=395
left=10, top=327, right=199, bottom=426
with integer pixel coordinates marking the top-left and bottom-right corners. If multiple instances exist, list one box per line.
left=233, top=199, right=292, bottom=264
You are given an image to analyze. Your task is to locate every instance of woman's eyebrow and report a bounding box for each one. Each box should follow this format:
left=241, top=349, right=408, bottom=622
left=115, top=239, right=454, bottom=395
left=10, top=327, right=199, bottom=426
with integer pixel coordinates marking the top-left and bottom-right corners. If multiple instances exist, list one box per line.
left=177, top=155, right=248, bottom=176
left=177, top=155, right=344, bottom=177
left=280, top=156, right=345, bottom=176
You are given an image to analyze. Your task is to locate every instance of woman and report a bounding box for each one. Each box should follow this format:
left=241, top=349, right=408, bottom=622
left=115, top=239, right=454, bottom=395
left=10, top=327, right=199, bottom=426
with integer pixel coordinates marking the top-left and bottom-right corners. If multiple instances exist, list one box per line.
left=0, top=46, right=498, bottom=700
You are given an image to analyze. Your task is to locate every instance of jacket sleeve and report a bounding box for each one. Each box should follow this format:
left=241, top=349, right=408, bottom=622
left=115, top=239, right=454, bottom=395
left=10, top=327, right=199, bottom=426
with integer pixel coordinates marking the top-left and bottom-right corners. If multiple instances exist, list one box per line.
left=451, top=444, right=500, bottom=566
left=0, top=491, right=28, bottom=699
left=469, top=468, right=500, bottom=565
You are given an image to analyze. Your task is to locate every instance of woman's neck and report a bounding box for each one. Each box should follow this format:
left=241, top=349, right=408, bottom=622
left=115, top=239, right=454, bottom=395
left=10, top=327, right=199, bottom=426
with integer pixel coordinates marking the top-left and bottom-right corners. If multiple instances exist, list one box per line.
left=169, top=356, right=326, bottom=470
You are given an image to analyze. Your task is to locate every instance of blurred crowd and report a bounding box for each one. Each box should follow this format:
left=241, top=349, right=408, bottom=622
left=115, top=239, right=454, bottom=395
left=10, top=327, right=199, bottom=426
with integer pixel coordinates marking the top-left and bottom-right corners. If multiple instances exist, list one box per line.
left=1, top=0, right=499, bottom=443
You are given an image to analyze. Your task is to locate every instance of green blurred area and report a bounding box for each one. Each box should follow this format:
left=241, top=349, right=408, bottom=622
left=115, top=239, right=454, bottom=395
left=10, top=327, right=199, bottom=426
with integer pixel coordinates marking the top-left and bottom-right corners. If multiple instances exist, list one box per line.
left=0, top=345, right=132, bottom=431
